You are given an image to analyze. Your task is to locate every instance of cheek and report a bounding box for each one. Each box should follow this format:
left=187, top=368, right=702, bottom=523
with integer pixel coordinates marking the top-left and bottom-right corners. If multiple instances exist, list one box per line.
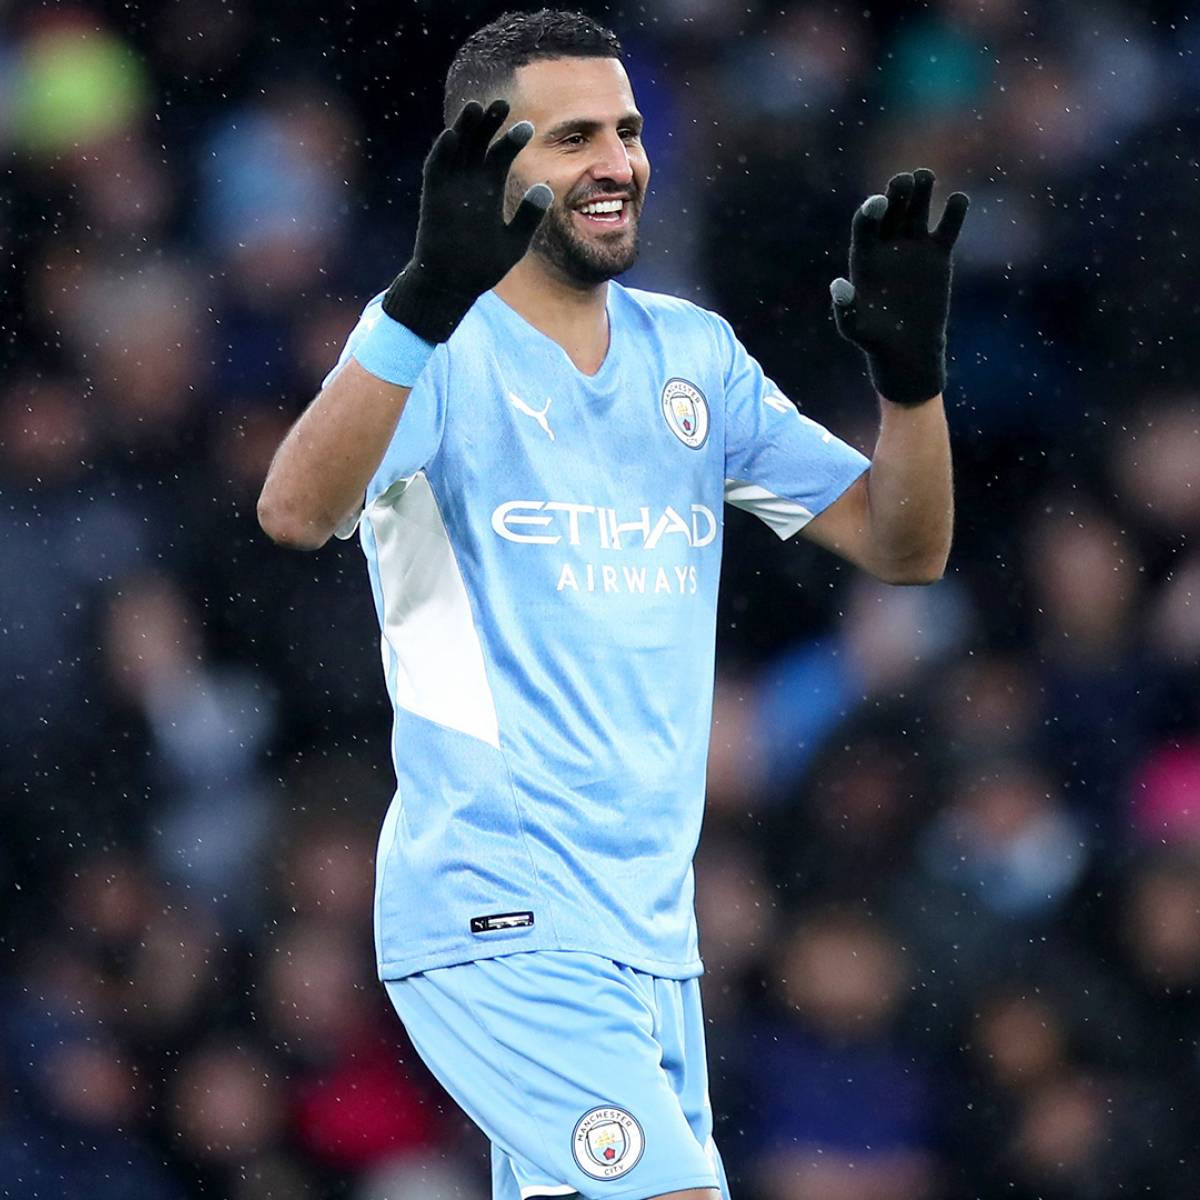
left=505, top=158, right=554, bottom=215
left=634, top=153, right=651, bottom=193
left=516, top=148, right=560, bottom=186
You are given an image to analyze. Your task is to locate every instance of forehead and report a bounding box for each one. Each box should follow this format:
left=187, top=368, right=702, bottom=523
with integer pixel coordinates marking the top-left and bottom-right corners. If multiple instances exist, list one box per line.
left=509, top=57, right=639, bottom=126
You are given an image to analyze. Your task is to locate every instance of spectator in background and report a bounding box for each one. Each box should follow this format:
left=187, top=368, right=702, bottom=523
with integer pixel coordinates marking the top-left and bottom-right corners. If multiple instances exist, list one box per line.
left=762, top=725, right=934, bottom=906
left=1025, top=492, right=1156, bottom=834
left=262, top=918, right=449, bottom=1175
left=0, top=1016, right=181, bottom=1200
left=1112, top=395, right=1200, bottom=770
left=165, top=1037, right=295, bottom=1199
left=707, top=573, right=972, bottom=808
left=695, top=831, right=779, bottom=1026
left=887, top=758, right=1090, bottom=1037
left=0, top=373, right=112, bottom=802
left=734, top=911, right=944, bottom=1200
left=101, top=574, right=276, bottom=919
left=1116, top=851, right=1200, bottom=1087
left=200, top=82, right=360, bottom=398
left=0, top=860, right=182, bottom=1200
left=930, top=652, right=1045, bottom=769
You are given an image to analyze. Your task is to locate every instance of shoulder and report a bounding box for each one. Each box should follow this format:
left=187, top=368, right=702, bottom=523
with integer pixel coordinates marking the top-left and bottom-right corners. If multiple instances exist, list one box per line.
left=612, top=284, right=736, bottom=360
left=614, top=282, right=723, bottom=331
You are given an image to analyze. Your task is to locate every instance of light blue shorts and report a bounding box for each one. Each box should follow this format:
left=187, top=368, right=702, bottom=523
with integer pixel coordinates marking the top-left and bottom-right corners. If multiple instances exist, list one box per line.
left=385, top=950, right=731, bottom=1200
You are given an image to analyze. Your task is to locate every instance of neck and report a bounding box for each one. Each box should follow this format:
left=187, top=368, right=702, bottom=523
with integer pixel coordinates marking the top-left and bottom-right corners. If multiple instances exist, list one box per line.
left=494, top=254, right=611, bottom=375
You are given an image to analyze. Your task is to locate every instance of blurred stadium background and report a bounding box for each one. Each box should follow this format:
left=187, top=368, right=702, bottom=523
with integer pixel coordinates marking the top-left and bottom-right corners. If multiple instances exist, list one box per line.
left=2, top=0, right=1199, bottom=1197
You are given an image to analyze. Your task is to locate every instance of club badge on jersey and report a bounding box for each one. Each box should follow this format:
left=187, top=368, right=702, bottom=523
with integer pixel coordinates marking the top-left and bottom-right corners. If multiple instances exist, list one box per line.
left=661, top=378, right=709, bottom=449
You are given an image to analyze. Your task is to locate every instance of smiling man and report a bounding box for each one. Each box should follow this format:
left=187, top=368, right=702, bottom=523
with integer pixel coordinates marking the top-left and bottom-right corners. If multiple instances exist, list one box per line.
left=495, top=60, right=645, bottom=289
left=257, top=10, right=967, bottom=1200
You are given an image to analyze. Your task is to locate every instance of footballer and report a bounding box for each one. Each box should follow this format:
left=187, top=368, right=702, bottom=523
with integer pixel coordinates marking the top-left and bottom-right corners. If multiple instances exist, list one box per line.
left=258, top=10, right=967, bottom=1199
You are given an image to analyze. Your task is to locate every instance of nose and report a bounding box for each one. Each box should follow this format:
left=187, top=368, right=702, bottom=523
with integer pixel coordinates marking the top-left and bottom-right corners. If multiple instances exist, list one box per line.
left=589, top=131, right=634, bottom=186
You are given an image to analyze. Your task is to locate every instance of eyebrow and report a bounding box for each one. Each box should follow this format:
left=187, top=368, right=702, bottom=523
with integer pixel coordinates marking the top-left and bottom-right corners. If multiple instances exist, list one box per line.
left=543, top=112, right=644, bottom=140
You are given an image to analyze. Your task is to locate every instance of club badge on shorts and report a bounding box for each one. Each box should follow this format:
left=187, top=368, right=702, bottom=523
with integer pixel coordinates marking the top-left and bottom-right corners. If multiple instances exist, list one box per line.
left=572, top=1105, right=645, bottom=1180
left=661, top=377, right=709, bottom=449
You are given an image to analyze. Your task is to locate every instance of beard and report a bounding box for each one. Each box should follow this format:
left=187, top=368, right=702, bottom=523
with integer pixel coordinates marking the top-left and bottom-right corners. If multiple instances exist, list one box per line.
left=506, top=173, right=641, bottom=287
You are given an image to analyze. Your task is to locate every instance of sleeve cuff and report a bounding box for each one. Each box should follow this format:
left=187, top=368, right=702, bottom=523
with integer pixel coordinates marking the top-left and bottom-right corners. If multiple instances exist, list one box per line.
left=351, top=309, right=436, bottom=388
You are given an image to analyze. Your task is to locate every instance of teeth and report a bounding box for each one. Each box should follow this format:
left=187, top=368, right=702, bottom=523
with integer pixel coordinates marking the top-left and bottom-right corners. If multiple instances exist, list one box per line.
left=579, top=199, right=624, bottom=214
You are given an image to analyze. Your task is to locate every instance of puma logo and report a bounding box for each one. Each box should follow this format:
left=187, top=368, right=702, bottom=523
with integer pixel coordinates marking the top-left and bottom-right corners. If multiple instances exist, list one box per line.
left=508, top=391, right=555, bottom=441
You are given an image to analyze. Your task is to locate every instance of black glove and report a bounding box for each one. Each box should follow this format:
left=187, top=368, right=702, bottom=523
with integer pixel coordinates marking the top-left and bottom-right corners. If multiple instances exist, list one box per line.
left=382, top=99, right=552, bottom=344
left=830, top=169, right=969, bottom=406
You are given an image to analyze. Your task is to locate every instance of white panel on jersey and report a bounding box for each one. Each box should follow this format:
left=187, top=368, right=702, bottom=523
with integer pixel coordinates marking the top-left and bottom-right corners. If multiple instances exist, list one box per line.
left=333, top=501, right=363, bottom=540
left=724, top=477, right=814, bottom=540
left=367, top=471, right=500, bottom=747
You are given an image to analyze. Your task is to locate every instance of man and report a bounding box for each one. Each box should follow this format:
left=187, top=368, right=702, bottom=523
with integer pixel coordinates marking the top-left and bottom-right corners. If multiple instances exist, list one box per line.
left=257, top=10, right=967, bottom=1200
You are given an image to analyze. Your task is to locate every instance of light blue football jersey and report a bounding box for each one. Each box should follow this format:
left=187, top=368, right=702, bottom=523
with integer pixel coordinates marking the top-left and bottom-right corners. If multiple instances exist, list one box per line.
left=327, top=283, right=869, bottom=981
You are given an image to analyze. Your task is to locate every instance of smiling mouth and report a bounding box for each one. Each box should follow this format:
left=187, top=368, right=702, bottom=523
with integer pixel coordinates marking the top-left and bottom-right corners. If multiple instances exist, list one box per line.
left=573, top=198, right=633, bottom=230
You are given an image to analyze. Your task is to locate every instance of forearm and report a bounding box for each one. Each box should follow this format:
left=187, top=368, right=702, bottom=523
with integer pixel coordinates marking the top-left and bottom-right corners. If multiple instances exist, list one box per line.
left=864, top=393, right=953, bottom=582
left=257, top=359, right=412, bottom=549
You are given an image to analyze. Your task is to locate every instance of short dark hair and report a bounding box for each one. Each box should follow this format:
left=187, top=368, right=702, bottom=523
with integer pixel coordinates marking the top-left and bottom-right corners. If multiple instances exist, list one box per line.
left=444, top=9, right=624, bottom=125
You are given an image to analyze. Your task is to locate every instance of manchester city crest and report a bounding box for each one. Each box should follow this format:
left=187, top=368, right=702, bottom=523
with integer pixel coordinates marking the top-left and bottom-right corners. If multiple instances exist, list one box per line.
left=571, top=1105, right=645, bottom=1180
left=661, top=377, right=709, bottom=449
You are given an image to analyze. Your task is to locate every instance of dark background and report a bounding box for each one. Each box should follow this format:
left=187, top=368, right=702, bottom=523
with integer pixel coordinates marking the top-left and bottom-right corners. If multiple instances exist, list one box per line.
left=2, top=1, right=1199, bottom=1197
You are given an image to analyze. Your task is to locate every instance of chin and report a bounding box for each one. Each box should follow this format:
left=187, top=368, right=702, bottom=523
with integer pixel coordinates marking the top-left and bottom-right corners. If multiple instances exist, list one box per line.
left=572, top=231, right=639, bottom=281
left=534, top=211, right=640, bottom=285
left=570, top=252, right=637, bottom=285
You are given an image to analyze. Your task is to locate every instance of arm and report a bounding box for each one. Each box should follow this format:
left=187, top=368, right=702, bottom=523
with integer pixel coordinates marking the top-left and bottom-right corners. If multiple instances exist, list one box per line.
left=257, top=363, right=412, bottom=550
left=804, top=168, right=967, bottom=583
left=256, top=98, right=551, bottom=550
left=800, top=393, right=952, bottom=584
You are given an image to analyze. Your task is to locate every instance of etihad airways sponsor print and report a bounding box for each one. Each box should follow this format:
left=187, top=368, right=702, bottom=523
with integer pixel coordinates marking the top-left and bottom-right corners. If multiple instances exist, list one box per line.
left=491, top=499, right=717, bottom=595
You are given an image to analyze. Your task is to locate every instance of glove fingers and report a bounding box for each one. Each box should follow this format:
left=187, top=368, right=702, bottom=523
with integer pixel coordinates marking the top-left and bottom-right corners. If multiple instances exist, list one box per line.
left=474, top=99, right=510, bottom=158
left=904, top=167, right=935, bottom=236
left=851, top=193, right=887, bottom=247
left=450, top=100, right=484, bottom=137
left=485, top=120, right=534, bottom=181
left=879, top=172, right=914, bottom=240
left=424, top=126, right=460, bottom=177
left=829, top=277, right=860, bottom=340
left=933, top=191, right=970, bottom=250
left=506, top=183, right=554, bottom=244
left=449, top=100, right=485, bottom=163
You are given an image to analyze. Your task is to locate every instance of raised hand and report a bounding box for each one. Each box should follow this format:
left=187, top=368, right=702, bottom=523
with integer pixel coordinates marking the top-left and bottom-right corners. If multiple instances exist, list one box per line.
left=383, top=99, right=553, bottom=344
left=830, top=168, right=969, bottom=406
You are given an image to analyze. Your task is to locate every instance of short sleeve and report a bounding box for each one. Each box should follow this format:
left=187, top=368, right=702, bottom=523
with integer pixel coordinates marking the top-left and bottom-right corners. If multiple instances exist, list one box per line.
left=323, top=294, right=448, bottom=539
left=715, top=313, right=870, bottom=540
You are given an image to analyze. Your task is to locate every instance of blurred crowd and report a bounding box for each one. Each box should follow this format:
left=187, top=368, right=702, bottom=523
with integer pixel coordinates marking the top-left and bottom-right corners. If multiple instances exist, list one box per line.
left=1, top=0, right=1198, bottom=1197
